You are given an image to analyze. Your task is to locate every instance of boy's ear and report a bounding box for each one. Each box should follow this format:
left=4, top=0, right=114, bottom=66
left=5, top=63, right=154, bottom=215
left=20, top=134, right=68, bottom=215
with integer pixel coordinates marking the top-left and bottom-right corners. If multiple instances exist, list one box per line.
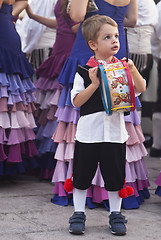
left=88, top=40, right=97, bottom=51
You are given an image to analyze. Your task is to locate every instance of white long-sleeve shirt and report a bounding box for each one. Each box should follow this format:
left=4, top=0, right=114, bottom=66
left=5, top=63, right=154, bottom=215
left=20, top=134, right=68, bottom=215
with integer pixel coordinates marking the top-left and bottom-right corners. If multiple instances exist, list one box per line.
left=71, top=60, right=144, bottom=144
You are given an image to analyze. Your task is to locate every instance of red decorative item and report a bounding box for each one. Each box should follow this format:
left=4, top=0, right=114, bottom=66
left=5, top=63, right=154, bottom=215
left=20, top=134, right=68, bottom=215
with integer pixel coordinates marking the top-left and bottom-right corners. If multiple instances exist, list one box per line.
left=119, top=188, right=128, bottom=198
left=126, top=186, right=134, bottom=196
left=118, top=179, right=134, bottom=198
left=64, top=174, right=73, bottom=192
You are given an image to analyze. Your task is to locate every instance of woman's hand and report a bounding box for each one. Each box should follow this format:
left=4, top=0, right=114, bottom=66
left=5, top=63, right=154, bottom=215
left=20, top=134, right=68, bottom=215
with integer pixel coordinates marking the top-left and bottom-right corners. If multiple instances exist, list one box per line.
left=25, top=3, right=57, bottom=29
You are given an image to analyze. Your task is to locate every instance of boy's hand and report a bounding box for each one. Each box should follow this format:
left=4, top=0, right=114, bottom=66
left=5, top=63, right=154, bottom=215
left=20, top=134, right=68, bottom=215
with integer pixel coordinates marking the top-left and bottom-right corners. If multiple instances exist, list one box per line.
left=89, top=67, right=100, bottom=88
left=122, top=58, right=135, bottom=73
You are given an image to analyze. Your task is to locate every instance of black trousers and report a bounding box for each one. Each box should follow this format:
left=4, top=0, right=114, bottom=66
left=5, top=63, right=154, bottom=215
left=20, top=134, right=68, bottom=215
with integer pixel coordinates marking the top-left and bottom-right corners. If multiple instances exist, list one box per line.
left=73, top=141, right=126, bottom=191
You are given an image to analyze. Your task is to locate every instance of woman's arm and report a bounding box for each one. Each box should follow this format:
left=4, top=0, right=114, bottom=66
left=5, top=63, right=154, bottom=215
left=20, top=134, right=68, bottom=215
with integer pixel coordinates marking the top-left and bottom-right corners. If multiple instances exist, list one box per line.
left=25, top=4, right=57, bottom=29
left=0, top=0, right=3, bottom=8
left=71, top=23, right=80, bottom=34
left=12, top=0, right=27, bottom=17
left=69, top=0, right=88, bottom=22
left=124, top=0, right=137, bottom=27
left=3, top=0, right=15, bottom=5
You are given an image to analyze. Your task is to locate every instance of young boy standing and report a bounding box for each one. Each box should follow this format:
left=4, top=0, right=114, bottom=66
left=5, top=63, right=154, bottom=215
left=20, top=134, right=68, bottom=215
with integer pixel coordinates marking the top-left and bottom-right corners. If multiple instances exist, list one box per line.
left=69, top=15, right=146, bottom=236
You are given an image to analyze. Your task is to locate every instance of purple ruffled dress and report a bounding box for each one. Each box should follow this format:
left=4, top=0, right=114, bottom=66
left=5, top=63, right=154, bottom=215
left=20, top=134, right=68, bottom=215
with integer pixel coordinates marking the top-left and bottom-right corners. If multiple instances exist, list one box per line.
left=33, top=0, right=77, bottom=179
left=0, top=4, right=38, bottom=175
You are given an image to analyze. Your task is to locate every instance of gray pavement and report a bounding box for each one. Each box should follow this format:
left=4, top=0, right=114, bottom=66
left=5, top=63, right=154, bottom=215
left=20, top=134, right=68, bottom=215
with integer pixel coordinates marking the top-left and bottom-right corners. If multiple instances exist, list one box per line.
left=0, top=149, right=161, bottom=240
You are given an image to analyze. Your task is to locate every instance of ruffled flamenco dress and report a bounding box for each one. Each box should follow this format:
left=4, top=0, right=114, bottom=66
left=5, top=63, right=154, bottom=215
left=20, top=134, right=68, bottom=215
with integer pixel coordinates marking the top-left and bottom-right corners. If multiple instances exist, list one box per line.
left=51, top=0, right=150, bottom=209
left=32, top=0, right=77, bottom=179
left=0, top=4, right=38, bottom=175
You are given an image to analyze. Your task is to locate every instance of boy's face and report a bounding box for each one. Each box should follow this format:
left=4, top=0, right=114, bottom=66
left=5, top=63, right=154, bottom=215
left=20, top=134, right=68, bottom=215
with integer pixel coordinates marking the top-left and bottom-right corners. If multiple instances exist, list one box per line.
left=89, top=24, right=120, bottom=61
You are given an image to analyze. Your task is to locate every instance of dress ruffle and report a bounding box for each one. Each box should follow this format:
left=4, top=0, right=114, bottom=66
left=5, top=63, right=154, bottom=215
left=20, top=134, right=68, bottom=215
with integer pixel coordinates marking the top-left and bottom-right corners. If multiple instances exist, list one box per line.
left=126, top=123, right=145, bottom=145
left=0, top=127, right=36, bottom=145
left=0, top=64, right=37, bottom=175
left=33, top=57, right=74, bottom=179
left=0, top=73, right=36, bottom=105
left=35, top=88, right=61, bottom=110
left=35, top=77, right=62, bottom=92
left=0, top=111, right=36, bottom=129
left=0, top=140, right=38, bottom=163
left=52, top=122, right=76, bottom=143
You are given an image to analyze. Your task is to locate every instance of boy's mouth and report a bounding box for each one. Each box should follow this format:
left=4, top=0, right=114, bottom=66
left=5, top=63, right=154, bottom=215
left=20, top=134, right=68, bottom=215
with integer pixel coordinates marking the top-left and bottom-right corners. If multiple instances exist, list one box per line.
left=111, top=45, right=118, bottom=51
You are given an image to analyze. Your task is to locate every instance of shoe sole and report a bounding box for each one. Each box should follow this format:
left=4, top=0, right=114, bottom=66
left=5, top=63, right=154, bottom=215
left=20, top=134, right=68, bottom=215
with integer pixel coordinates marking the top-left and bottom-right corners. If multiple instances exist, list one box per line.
left=69, top=229, right=85, bottom=235
left=109, top=226, right=126, bottom=236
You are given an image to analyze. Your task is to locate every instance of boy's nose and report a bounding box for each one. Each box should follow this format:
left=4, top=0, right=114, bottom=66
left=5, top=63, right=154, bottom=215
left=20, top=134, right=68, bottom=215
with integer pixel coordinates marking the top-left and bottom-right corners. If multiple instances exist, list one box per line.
left=112, top=38, right=117, bottom=43
left=112, top=36, right=119, bottom=43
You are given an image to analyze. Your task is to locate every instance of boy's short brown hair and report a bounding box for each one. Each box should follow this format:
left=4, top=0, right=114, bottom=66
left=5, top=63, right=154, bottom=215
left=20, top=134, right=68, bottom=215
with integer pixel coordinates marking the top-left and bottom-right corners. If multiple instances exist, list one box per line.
left=82, top=15, right=118, bottom=47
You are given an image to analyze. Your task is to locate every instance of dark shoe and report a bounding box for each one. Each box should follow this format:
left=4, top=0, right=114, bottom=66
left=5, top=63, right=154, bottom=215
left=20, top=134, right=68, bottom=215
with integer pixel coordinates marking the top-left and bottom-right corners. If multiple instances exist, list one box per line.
left=69, top=212, right=86, bottom=235
left=109, top=211, right=127, bottom=236
left=150, top=147, right=161, bottom=157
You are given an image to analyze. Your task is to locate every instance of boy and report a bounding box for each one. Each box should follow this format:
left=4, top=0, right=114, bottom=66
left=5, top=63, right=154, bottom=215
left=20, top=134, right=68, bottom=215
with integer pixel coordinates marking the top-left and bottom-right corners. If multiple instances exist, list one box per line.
left=69, top=15, right=146, bottom=236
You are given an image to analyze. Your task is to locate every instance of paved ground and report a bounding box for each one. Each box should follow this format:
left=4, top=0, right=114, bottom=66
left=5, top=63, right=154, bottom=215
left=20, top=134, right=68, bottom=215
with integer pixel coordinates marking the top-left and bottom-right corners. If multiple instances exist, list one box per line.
left=0, top=149, right=161, bottom=240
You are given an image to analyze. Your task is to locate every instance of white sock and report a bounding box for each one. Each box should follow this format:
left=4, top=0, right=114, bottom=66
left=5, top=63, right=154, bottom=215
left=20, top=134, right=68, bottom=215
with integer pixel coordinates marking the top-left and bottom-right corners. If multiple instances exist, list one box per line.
left=73, top=188, right=87, bottom=213
left=108, top=191, right=122, bottom=213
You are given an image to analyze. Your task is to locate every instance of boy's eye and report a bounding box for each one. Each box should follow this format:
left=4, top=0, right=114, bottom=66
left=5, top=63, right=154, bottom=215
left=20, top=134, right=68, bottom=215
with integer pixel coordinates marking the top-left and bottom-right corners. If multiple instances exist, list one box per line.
left=105, top=35, right=110, bottom=39
left=115, top=34, right=119, bottom=39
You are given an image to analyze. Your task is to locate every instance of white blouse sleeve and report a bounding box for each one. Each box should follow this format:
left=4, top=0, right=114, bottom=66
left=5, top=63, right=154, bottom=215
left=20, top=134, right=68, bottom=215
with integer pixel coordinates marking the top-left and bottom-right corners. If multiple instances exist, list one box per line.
left=71, top=72, right=85, bottom=107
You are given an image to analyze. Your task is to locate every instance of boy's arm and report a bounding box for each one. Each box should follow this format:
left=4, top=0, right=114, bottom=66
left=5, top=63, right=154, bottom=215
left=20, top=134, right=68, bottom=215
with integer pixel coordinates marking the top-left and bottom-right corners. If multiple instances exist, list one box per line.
left=71, top=67, right=100, bottom=108
left=127, top=59, right=146, bottom=93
